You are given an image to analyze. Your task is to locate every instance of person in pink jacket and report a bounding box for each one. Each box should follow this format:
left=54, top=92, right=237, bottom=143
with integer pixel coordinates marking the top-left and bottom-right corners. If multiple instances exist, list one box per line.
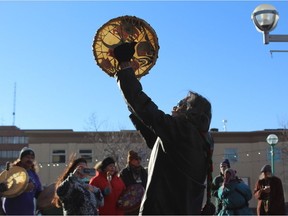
left=90, top=157, right=126, bottom=215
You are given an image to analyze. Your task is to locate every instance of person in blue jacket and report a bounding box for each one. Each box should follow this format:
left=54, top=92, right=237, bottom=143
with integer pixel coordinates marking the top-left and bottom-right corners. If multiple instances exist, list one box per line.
left=217, top=168, right=253, bottom=215
left=112, top=42, right=213, bottom=215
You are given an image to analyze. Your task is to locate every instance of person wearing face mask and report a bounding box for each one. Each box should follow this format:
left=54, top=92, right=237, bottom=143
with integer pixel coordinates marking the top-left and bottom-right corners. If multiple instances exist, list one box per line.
left=52, top=157, right=104, bottom=215
left=2, top=147, right=43, bottom=215
left=89, top=157, right=126, bottom=215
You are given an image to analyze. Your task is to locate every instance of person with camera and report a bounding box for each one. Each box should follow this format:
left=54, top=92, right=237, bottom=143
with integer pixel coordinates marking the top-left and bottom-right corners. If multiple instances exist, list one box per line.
left=217, top=168, right=253, bottom=215
left=211, top=159, right=231, bottom=214
left=89, top=156, right=126, bottom=215
left=52, top=157, right=104, bottom=215
left=112, top=42, right=213, bottom=215
left=254, top=164, right=286, bottom=215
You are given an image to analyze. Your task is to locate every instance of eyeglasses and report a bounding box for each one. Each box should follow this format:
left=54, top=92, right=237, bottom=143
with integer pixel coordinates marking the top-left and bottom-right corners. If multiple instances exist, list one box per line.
left=173, top=98, right=188, bottom=111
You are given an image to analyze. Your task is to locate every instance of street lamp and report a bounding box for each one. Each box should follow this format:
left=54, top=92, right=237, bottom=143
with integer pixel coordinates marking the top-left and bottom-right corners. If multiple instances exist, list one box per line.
left=251, top=4, right=288, bottom=44
left=266, top=134, right=279, bottom=174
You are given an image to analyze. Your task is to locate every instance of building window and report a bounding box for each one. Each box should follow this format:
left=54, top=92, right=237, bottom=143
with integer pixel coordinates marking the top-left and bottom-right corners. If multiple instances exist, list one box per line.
left=52, top=150, right=66, bottom=163
left=0, top=150, right=19, bottom=158
left=79, top=149, right=92, bottom=163
left=0, top=136, right=28, bottom=144
left=224, top=148, right=238, bottom=162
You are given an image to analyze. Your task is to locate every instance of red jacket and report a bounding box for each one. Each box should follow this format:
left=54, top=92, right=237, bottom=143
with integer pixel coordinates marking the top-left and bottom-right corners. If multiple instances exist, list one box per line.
left=90, top=171, right=126, bottom=215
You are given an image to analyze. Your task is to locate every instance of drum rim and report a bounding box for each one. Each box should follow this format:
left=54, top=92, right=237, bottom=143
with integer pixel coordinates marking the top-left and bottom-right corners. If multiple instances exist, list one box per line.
left=0, top=166, right=29, bottom=198
left=92, top=15, right=159, bottom=78
left=36, top=182, right=56, bottom=210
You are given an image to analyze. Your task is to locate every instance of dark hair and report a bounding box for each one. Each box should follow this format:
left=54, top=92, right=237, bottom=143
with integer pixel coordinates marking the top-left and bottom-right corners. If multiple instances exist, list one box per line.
left=52, top=157, right=87, bottom=208
left=99, top=157, right=115, bottom=172
left=184, top=91, right=212, bottom=131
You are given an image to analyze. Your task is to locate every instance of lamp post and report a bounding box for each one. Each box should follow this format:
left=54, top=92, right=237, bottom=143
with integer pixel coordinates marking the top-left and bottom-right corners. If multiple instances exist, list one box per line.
left=251, top=4, right=288, bottom=44
left=266, top=134, right=279, bottom=174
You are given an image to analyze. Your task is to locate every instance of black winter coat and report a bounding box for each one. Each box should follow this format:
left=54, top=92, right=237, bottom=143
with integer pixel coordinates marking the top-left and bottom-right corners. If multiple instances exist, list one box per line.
left=116, top=68, right=211, bottom=215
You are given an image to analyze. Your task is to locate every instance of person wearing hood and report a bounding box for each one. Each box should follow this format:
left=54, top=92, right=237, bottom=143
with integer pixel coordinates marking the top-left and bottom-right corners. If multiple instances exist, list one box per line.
left=112, top=42, right=213, bottom=215
left=89, top=156, right=126, bottom=215
left=254, top=164, right=286, bottom=215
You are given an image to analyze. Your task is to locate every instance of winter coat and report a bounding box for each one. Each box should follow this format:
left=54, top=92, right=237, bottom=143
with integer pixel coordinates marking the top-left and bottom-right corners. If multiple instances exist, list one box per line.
left=212, top=173, right=224, bottom=214
left=254, top=176, right=286, bottom=215
left=116, top=68, right=212, bottom=215
left=119, top=165, right=147, bottom=188
left=56, top=173, right=104, bottom=215
left=217, top=180, right=253, bottom=215
left=89, top=171, right=126, bottom=215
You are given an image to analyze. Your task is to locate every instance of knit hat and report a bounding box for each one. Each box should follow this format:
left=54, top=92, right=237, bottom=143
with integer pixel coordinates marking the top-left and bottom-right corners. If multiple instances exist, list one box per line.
left=260, top=164, right=272, bottom=173
left=220, top=159, right=230, bottom=168
left=100, top=157, right=115, bottom=171
left=19, top=147, right=35, bottom=159
left=127, top=150, right=141, bottom=162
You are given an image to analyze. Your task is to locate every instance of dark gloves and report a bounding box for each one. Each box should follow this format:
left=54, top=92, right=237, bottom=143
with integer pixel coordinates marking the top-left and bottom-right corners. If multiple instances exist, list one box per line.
left=113, top=42, right=137, bottom=63
left=0, top=182, right=8, bottom=193
left=201, top=201, right=216, bottom=215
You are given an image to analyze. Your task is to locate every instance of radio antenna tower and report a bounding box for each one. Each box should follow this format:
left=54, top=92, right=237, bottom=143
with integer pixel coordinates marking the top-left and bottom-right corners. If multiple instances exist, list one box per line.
left=222, top=119, right=227, bottom=132
left=12, top=82, right=16, bottom=125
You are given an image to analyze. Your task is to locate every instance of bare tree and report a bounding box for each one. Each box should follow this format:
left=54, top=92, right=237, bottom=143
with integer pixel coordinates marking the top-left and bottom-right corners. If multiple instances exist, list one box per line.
left=85, top=113, right=151, bottom=171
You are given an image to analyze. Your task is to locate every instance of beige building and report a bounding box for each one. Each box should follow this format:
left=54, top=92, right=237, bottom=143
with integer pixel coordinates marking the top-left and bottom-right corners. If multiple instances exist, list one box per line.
left=0, top=126, right=287, bottom=209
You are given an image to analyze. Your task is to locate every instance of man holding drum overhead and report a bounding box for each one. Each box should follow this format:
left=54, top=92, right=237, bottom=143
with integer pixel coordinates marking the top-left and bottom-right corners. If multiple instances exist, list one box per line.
left=112, top=42, right=213, bottom=215
left=2, top=147, right=42, bottom=215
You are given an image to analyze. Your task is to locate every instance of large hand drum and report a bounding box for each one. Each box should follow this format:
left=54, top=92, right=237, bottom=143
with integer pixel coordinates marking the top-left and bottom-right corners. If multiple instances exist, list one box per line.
left=92, top=15, right=159, bottom=78
left=37, top=183, right=56, bottom=211
left=118, top=184, right=145, bottom=213
left=0, top=166, right=29, bottom=198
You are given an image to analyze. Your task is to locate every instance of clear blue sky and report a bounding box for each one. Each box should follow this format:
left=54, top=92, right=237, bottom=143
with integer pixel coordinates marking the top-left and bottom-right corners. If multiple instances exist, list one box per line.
left=1, top=1, right=288, bottom=132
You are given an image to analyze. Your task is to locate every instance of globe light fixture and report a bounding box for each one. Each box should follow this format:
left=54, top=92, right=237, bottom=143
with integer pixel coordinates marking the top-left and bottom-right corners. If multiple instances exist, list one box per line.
left=251, top=4, right=288, bottom=44
left=266, top=134, right=279, bottom=174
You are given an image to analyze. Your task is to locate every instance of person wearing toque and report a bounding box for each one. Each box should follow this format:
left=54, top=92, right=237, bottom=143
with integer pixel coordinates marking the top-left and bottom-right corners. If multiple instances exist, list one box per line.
left=119, top=150, right=148, bottom=215
left=120, top=150, right=147, bottom=188
left=112, top=42, right=213, bottom=215
left=211, top=159, right=231, bottom=214
left=2, top=147, right=43, bottom=215
left=254, top=164, right=286, bottom=215
left=89, top=156, right=126, bottom=215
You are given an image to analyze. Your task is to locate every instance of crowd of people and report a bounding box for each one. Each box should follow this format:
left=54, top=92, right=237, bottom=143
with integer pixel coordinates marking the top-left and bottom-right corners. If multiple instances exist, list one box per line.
left=0, top=42, right=287, bottom=215
left=0, top=147, right=148, bottom=216
left=0, top=148, right=286, bottom=216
